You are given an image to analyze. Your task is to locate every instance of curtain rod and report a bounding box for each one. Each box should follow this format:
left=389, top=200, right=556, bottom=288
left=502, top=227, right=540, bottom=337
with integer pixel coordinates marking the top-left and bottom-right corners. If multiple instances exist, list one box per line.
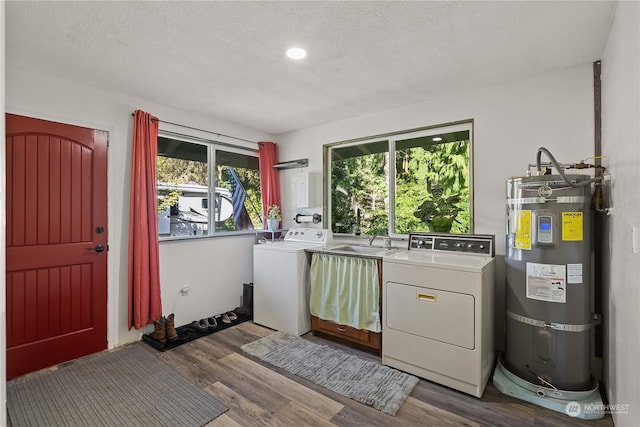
left=132, top=113, right=259, bottom=145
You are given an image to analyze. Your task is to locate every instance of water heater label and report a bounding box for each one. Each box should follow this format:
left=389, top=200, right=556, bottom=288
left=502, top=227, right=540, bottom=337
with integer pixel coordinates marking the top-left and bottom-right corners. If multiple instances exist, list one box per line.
left=515, top=210, right=531, bottom=250
left=526, top=262, right=567, bottom=303
left=567, top=263, right=583, bottom=284
left=562, top=212, right=583, bottom=241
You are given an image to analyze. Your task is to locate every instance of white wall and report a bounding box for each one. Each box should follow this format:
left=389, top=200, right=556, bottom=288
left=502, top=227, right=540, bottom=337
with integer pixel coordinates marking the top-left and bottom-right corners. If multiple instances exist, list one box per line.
left=601, top=1, right=640, bottom=425
left=277, top=64, right=595, bottom=251
left=5, top=66, right=273, bottom=347
left=277, top=63, right=596, bottom=351
left=158, top=234, right=255, bottom=328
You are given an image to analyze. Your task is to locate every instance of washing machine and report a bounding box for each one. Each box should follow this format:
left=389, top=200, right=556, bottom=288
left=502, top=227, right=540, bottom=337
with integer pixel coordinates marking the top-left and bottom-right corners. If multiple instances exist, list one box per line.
left=382, top=232, right=495, bottom=397
left=253, top=228, right=332, bottom=335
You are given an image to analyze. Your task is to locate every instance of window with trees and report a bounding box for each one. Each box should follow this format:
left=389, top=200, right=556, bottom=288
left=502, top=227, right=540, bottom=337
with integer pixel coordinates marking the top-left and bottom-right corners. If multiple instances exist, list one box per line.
left=326, top=121, right=472, bottom=237
left=157, top=133, right=261, bottom=239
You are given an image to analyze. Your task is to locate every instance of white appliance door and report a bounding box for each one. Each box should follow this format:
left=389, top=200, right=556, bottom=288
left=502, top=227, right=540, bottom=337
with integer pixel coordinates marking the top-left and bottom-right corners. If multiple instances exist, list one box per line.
left=385, top=281, right=475, bottom=349
left=253, top=247, right=310, bottom=335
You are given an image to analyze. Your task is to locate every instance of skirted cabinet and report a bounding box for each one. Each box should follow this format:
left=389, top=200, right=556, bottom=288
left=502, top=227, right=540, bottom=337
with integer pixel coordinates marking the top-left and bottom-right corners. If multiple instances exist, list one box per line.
left=305, top=251, right=383, bottom=353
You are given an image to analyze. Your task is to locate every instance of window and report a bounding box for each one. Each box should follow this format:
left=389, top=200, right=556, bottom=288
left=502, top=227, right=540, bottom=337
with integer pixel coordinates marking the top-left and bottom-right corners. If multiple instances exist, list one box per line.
left=157, top=133, right=261, bottom=239
left=326, top=121, right=472, bottom=236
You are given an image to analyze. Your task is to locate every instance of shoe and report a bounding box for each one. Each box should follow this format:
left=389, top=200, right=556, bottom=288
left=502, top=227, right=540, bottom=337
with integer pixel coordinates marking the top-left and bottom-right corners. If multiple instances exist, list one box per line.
left=189, top=319, right=209, bottom=332
left=165, top=313, right=178, bottom=342
left=206, top=317, right=218, bottom=329
left=150, top=317, right=166, bottom=343
left=234, top=306, right=251, bottom=317
left=221, top=313, right=231, bottom=324
left=226, top=311, right=238, bottom=321
left=235, top=283, right=253, bottom=317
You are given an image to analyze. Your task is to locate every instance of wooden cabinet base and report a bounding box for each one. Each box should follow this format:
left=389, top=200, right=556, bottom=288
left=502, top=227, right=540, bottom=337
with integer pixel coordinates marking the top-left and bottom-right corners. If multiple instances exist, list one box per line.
left=311, top=315, right=381, bottom=353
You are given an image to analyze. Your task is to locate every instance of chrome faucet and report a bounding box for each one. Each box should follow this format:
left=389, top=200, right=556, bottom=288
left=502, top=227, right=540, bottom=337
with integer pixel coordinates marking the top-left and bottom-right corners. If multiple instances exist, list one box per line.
left=368, top=234, right=379, bottom=245
left=353, top=208, right=362, bottom=236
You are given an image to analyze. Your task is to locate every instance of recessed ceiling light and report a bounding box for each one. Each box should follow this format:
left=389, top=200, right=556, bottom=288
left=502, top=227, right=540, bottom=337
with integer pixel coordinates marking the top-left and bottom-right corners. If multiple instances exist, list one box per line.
left=286, top=47, right=307, bottom=60
left=432, top=136, right=443, bottom=142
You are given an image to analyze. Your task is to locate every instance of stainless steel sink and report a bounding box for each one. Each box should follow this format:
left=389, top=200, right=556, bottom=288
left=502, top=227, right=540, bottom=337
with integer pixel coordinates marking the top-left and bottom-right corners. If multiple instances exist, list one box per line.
left=329, top=245, right=385, bottom=254
left=319, top=244, right=397, bottom=257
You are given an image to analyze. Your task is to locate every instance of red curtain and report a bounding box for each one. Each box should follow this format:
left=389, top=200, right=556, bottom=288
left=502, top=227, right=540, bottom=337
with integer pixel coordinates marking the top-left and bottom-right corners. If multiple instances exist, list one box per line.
left=128, top=110, right=163, bottom=330
left=258, top=142, right=282, bottom=227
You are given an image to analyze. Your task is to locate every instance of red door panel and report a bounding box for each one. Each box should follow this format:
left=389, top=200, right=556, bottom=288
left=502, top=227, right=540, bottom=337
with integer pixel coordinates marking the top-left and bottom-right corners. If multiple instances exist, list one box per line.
left=6, top=114, right=108, bottom=379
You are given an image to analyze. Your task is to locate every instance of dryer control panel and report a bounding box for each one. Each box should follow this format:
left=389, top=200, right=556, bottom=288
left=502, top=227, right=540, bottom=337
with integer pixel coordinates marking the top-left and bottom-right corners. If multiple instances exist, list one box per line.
left=408, top=232, right=495, bottom=257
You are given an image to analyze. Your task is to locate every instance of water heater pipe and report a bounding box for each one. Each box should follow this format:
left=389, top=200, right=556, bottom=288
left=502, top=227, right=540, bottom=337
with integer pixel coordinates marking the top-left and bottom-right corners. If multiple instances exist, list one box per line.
left=535, top=147, right=605, bottom=188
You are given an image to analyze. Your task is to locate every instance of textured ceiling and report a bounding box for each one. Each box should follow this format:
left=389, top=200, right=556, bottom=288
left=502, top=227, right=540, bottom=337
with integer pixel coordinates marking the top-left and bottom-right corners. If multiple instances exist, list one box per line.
left=6, top=1, right=617, bottom=135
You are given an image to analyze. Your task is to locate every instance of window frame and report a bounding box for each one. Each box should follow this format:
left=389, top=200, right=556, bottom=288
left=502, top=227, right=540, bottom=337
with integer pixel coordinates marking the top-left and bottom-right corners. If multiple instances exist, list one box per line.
left=157, top=129, right=260, bottom=241
left=323, top=120, right=474, bottom=238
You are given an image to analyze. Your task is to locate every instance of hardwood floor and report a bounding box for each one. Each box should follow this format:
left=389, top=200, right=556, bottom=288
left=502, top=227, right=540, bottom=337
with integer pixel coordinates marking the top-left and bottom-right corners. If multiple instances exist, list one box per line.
left=142, top=322, right=614, bottom=427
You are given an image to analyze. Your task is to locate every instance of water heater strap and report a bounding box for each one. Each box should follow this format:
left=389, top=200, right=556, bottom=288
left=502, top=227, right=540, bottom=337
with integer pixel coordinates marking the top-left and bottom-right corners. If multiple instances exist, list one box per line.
left=507, top=197, right=545, bottom=205
left=556, top=196, right=587, bottom=204
left=507, top=311, right=592, bottom=332
left=507, top=196, right=587, bottom=205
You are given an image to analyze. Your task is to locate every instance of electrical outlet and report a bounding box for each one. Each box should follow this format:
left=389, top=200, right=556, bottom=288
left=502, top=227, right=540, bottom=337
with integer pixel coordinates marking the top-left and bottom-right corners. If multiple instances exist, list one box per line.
left=180, top=285, right=191, bottom=296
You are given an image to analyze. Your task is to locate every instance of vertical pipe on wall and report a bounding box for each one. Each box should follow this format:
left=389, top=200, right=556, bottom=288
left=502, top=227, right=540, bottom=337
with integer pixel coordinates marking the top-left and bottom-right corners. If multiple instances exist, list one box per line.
left=593, top=60, right=603, bottom=362
left=594, top=61, right=603, bottom=168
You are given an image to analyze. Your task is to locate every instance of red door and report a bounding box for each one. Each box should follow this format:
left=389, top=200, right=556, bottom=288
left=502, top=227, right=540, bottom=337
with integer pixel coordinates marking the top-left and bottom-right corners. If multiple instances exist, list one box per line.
left=5, top=114, right=108, bottom=379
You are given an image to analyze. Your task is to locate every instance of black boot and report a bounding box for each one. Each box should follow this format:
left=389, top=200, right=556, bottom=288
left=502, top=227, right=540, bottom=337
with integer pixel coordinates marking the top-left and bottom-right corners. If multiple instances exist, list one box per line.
left=235, top=282, right=253, bottom=317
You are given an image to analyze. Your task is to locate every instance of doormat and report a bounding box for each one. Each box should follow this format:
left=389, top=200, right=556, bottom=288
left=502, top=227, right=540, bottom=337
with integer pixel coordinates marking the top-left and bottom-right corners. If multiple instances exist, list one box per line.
left=7, top=344, right=228, bottom=427
left=142, top=312, right=252, bottom=351
left=241, top=331, right=419, bottom=416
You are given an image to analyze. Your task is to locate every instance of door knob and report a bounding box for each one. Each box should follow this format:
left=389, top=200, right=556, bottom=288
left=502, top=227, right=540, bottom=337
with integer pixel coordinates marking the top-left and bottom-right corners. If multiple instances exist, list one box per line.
left=89, top=245, right=105, bottom=253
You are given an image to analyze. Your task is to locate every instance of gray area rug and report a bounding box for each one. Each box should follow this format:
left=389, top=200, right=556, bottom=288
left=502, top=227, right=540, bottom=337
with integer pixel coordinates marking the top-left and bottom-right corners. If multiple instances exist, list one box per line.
left=241, top=331, right=419, bottom=415
left=7, top=343, right=227, bottom=427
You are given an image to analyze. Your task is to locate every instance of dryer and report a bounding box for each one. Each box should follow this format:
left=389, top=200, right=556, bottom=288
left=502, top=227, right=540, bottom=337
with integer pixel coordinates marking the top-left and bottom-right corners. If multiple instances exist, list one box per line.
left=382, top=232, right=495, bottom=397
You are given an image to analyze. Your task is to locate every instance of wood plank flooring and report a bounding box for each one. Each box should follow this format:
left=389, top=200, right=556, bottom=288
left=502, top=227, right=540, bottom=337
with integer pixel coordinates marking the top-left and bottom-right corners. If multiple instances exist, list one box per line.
left=143, top=322, right=615, bottom=427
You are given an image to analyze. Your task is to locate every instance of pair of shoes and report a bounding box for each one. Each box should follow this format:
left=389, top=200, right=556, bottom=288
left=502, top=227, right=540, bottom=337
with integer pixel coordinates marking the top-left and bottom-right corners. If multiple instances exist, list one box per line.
left=206, top=317, right=218, bottom=330
left=150, top=314, right=179, bottom=343
left=189, top=319, right=209, bottom=332
left=221, top=311, right=238, bottom=324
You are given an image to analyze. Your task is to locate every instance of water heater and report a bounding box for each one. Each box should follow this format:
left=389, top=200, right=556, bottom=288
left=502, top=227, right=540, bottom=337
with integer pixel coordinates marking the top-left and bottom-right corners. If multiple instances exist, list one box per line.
left=494, top=147, right=606, bottom=420
left=505, top=174, right=593, bottom=390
